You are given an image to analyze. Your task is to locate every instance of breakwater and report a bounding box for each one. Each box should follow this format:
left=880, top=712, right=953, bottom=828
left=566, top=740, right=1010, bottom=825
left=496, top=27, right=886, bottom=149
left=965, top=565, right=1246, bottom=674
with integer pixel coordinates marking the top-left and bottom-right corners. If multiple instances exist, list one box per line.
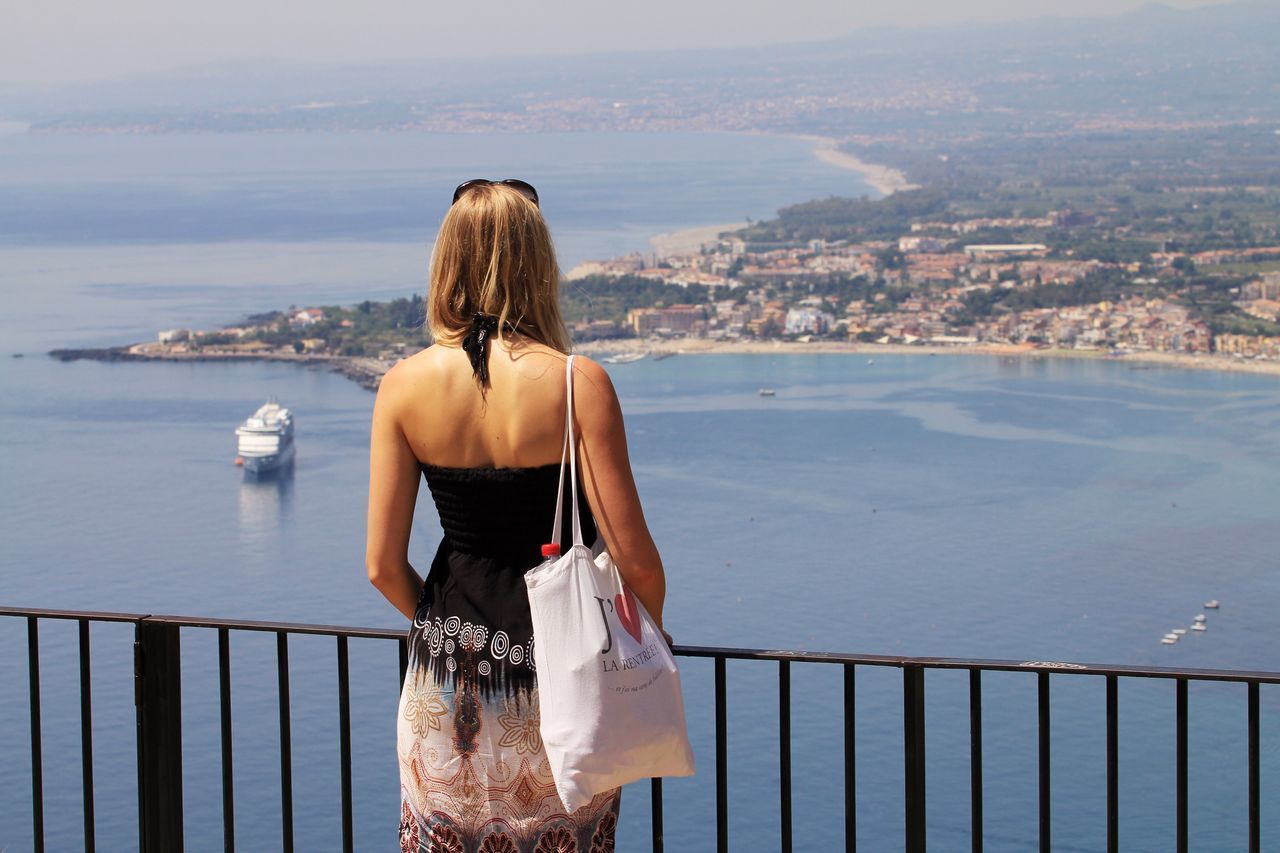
left=49, top=345, right=389, bottom=390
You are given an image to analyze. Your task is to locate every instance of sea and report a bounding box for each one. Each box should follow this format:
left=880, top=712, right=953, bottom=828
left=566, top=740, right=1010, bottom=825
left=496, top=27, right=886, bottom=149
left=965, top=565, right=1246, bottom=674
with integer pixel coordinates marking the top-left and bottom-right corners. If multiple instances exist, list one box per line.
left=1, top=128, right=1278, bottom=852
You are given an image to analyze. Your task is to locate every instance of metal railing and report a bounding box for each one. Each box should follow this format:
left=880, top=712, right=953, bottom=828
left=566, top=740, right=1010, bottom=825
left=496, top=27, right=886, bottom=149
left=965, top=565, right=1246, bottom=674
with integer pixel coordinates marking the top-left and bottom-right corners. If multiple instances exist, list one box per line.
left=3, top=605, right=1275, bottom=853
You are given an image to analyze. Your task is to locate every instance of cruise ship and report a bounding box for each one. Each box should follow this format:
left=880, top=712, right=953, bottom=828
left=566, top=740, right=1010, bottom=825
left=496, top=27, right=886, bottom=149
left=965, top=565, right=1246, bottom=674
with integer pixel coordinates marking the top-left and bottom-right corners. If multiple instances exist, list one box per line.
left=235, top=401, right=295, bottom=474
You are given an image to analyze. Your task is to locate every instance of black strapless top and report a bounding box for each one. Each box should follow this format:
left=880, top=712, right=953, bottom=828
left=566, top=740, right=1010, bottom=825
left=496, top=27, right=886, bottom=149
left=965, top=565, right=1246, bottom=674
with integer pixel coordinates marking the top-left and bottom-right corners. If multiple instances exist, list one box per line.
left=407, top=462, right=597, bottom=698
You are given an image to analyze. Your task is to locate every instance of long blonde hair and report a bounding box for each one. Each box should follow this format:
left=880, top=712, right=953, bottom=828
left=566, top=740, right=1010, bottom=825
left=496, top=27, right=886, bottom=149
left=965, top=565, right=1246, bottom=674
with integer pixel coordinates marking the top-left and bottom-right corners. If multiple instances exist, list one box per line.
left=427, top=183, right=571, bottom=353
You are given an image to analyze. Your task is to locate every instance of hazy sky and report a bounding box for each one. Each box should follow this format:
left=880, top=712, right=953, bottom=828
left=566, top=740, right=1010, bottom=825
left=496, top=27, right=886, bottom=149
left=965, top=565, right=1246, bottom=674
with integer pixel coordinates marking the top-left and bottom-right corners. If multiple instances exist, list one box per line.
left=3, top=0, right=1235, bottom=88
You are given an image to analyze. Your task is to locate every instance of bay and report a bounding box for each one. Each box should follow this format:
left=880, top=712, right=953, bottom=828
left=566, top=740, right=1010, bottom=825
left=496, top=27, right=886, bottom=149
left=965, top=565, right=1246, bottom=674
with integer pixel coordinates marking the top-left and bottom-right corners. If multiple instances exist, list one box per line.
left=0, top=129, right=869, bottom=352
left=1, top=130, right=1278, bottom=851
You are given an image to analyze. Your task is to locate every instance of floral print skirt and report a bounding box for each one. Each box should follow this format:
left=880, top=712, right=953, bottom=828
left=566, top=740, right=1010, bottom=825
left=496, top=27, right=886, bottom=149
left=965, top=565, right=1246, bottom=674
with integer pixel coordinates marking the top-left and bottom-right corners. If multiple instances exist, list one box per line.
left=398, top=674, right=620, bottom=853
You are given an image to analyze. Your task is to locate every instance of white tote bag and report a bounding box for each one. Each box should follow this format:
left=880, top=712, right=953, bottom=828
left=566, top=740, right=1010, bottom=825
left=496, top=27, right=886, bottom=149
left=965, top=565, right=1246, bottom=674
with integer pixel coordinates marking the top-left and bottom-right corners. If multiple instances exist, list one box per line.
left=525, top=355, right=696, bottom=813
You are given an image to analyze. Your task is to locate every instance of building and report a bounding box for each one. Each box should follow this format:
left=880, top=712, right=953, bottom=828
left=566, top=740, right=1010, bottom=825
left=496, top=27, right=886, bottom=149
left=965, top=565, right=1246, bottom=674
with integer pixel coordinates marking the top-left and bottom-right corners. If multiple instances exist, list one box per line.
left=1258, top=272, right=1280, bottom=301
left=963, top=244, right=1049, bottom=260
left=784, top=308, right=835, bottom=336
left=290, top=308, right=326, bottom=327
left=629, top=305, right=708, bottom=336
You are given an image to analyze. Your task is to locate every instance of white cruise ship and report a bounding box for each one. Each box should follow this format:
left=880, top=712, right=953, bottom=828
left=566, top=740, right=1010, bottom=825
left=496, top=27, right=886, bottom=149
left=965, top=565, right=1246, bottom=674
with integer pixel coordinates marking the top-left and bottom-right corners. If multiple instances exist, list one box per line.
left=235, top=401, right=295, bottom=474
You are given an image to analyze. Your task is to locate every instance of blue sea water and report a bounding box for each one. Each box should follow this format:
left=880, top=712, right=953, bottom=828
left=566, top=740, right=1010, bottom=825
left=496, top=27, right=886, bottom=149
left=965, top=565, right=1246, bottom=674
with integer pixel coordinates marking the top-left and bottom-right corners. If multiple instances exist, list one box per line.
left=1, top=130, right=1278, bottom=851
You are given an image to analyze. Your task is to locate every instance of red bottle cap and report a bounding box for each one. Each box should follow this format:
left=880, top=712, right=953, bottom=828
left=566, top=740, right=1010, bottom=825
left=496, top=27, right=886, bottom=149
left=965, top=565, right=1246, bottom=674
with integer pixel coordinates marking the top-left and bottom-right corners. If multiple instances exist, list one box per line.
left=541, top=543, right=561, bottom=558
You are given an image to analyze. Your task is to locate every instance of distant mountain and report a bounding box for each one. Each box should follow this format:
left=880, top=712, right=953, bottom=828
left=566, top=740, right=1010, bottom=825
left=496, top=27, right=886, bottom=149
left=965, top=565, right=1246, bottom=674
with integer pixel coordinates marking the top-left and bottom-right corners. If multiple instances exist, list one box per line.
left=4, top=0, right=1276, bottom=133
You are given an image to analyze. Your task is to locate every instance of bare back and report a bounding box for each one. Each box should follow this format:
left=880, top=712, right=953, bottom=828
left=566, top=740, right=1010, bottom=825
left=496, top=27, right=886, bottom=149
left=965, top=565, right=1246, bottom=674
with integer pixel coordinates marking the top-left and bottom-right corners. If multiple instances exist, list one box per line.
left=391, top=337, right=571, bottom=469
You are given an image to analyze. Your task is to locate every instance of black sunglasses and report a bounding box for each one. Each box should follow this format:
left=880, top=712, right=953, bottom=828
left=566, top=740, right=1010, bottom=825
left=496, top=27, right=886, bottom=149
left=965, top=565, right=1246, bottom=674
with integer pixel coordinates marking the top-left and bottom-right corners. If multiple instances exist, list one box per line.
left=452, top=178, right=539, bottom=207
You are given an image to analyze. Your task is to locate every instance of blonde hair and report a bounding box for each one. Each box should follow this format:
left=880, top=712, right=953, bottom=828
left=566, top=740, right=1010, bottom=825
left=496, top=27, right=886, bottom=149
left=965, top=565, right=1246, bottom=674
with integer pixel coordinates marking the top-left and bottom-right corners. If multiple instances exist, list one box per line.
left=427, top=183, right=571, bottom=353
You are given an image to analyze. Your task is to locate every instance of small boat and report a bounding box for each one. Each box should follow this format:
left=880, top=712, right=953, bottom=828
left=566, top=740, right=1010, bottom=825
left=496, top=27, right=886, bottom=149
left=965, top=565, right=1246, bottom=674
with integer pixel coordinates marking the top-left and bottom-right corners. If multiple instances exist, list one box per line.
left=1191, top=623, right=1207, bottom=632
left=1204, top=600, right=1220, bottom=609
left=1172, top=628, right=1187, bottom=635
left=758, top=388, right=776, bottom=397
left=1163, top=632, right=1180, bottom=641
left=1161, top=636, right=1177, bottom=645
left=1193, top=614, right=1206, bottom=623
left=867, top=359, right=875, bottom=365
left=603, top=351, right=647, bottom=364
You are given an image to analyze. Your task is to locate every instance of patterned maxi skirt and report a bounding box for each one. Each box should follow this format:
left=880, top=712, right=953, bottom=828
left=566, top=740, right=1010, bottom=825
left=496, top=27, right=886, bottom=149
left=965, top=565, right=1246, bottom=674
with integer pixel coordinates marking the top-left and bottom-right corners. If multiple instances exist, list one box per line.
left=397, top=674, right=621, bottom=853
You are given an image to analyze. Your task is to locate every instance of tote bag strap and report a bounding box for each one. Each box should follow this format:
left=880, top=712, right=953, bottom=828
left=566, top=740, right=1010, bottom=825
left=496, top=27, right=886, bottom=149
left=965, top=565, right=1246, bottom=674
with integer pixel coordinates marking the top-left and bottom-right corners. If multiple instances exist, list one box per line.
left=550, top=354, right=584, bottom=548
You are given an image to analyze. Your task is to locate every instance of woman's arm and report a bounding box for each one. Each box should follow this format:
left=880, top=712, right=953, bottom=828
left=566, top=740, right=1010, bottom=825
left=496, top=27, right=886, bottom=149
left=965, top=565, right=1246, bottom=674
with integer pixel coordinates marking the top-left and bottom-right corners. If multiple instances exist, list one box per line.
left=365, top=364, right=424, bottom=621
left=573, top=357, right=668, bottom=632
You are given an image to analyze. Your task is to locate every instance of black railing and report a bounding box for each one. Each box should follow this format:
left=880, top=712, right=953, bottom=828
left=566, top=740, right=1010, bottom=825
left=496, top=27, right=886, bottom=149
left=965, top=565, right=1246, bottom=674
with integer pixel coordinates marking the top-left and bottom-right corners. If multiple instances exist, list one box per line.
left=3, top=605, right=1275, bottom=852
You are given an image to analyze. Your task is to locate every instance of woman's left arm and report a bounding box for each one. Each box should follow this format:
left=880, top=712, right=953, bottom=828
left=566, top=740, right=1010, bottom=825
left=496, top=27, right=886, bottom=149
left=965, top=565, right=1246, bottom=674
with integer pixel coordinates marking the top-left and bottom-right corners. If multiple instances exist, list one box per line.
left=365, top=364, right=424, bottom=620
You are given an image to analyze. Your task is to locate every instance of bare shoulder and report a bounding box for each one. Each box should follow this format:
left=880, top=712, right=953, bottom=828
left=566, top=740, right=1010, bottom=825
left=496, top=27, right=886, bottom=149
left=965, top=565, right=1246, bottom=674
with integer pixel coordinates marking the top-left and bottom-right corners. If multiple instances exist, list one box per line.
left=375, top=346, right=447, bottom=405
left=570, top=355, right=621, bottom=422
left=571, top=354, right=616, bottom=396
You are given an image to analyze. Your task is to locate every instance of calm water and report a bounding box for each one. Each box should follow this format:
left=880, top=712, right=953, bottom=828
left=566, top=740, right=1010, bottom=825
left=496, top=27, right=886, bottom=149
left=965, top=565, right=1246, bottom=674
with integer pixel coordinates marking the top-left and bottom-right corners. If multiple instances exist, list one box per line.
left=1, top=131, right=1278, bottom=851
left=0, top=128, right=870, bottom=353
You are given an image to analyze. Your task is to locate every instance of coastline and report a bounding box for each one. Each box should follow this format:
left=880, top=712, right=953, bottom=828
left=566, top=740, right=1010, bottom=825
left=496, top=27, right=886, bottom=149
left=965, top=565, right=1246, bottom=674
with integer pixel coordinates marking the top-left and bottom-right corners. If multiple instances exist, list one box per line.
left=573, top=337, right=1280, bottom=379
left=49, top=344, right=391, bottom=391
left=571, top=131, right=918, bottom=271
left=792, top=133, right=920, bottom=197
left=614, top=133, right=917, bottom=266
left=648, top=221, right=748, bottom=257
left=50, top=338, right=1280, bottom=389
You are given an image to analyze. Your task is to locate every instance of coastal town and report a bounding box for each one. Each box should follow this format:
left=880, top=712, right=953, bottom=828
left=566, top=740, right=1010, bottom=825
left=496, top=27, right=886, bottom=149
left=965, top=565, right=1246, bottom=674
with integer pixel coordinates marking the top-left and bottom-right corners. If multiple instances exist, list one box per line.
left=568, top=221, right=1280, bottom=361
left=54, top=187, right=1280, bottom=382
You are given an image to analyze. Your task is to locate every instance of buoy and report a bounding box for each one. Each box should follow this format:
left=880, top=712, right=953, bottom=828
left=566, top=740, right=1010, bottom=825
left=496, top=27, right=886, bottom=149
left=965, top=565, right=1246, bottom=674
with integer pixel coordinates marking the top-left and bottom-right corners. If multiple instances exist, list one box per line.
left=234, top=456, right=244, bottom=466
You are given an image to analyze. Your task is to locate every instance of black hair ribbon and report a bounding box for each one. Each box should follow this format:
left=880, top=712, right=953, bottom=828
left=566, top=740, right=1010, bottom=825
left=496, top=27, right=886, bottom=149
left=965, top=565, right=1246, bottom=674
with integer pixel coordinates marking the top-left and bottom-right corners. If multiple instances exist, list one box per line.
left=461, top=312, right=500, bottom=385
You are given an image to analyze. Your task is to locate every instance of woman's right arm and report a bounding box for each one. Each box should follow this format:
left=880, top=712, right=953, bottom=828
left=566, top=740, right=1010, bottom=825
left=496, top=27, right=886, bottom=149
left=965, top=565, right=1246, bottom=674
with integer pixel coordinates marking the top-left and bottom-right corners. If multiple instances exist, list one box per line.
left=572, top=357, right=668, bottom=632
left=365, top=364, right=425, bottom=621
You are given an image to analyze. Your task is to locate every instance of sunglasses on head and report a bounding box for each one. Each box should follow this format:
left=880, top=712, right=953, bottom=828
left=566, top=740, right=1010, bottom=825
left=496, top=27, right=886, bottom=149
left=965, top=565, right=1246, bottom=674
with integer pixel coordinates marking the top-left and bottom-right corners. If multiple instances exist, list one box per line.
left=452, top=178, right=539, bottom=207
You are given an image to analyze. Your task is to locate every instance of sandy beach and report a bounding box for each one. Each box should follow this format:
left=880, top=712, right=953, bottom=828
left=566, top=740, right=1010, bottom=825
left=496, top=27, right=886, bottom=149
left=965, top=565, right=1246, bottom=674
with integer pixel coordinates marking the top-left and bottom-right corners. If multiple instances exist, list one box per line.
left=648, top=221, right=748, bottom=257
left=629, top=134, right=917, bottom=262
left=575, top=337, right=1280, bottom=379
left=796, top=134, right=920, bottom=197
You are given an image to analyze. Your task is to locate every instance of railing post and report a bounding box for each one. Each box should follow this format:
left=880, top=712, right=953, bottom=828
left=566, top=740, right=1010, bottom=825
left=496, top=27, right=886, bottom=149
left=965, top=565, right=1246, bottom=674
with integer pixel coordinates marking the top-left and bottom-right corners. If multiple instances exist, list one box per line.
left=135, top=619, right=184, bottom=853
left=28, top=617, right=45, bottom=853
left=1038, top=672, right=1050, bottom=853
left=715, top=656, right=728, bottom=853
left=904, top=664, right=926, bottom=853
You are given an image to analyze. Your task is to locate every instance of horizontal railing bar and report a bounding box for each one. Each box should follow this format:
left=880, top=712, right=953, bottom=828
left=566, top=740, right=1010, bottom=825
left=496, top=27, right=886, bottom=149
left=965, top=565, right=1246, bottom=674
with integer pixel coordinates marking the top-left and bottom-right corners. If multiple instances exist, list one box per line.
left=671, top=647, right=1280, bottom=684
left=0, top=607, right=403, bottom=639
left=6, top=607, right=1280, bottom=683
left=146, top=615, right=404, bottom=640
left=3, top=606, right=151, bottom=623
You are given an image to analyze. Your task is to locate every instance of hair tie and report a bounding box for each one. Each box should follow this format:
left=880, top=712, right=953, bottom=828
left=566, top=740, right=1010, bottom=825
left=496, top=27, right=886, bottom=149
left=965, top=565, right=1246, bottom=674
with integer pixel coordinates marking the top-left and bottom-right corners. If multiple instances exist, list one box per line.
left=461, top=312, right=501, bottom=385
